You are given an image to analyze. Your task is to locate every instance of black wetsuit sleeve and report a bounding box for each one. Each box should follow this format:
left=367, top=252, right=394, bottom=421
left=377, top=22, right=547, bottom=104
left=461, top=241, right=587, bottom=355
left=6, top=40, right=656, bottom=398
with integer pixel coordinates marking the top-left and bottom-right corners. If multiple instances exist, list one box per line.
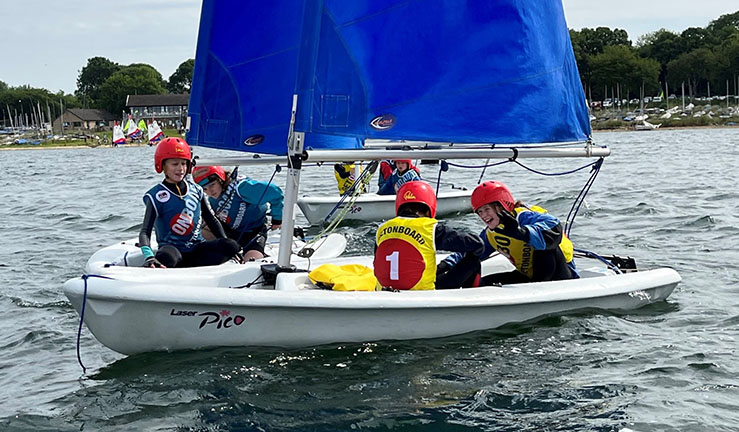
left=540, top=222, right=564, bottom=250
left=138, top=199, right=156, bottom=248
left=201, top=196, right=227, bottom=238
left=434, top=223, right=485, bottom=256
left=334, top=164, right=350, bottom=178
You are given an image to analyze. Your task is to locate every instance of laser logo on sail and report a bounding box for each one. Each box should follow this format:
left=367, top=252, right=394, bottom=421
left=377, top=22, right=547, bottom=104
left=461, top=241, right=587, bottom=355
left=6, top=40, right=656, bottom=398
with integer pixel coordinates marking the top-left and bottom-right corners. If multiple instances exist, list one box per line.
left=370, top=114, right=396, bottom=130
left=243, top=135, right=265, bottom=146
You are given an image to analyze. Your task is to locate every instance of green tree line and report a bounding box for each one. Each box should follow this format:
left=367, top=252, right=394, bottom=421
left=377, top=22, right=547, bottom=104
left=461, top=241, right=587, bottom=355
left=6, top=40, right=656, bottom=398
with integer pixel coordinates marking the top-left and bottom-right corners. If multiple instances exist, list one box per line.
left=0, top=83, right=78, bottom=128
left=572, top=10, right=739, bottom=102
left=76, top=57, right=194, bottom=115
left=0, top=58, right=193, bottom=126
left=2, top=9, right=737, bottom=127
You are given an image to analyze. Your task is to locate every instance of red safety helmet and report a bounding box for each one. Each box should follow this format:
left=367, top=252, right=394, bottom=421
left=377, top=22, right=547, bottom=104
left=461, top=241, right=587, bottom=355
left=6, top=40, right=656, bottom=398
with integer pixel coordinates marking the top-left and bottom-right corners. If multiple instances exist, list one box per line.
left=192, top=165, right=226, bottom=186
left=471, top=181, right=515, bottom=212
left=394, top=159, right=412, bottom=165
left=395, top=181, right=437, bottom=218
left=154, top=137, right=192, bottom=173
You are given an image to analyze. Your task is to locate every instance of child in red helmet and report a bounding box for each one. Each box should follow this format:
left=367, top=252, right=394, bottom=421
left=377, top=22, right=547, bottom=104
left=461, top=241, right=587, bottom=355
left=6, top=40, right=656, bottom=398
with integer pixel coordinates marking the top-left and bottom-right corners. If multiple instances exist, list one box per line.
left=139, top=137, right=240, bottom=268
left=374, top=181, right=484, bottom=290
left=443, top=180, right=578, bottom=284
left=377, top=159, right=421, bottom=195
left=193, top=164, right=283, bottom=261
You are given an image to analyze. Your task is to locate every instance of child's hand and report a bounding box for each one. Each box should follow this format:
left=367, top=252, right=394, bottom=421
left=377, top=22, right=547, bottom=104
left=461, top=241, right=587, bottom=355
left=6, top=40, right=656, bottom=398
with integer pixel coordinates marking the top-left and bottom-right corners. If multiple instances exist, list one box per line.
left=144, top=256, right=166, bottom=268
left=494, top=210, right=529, bottom=242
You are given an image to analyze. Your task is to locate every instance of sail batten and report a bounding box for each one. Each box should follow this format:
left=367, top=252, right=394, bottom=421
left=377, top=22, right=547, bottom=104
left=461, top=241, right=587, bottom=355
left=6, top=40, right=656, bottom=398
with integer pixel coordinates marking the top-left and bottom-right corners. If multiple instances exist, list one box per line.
left=187, top=0, right=591, bottom=155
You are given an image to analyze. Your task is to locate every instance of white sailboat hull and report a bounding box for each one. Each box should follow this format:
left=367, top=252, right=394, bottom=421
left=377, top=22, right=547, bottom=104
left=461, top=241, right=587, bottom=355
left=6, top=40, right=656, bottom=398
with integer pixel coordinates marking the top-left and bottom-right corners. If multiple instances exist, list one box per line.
left=297, top=190, right=472, bottom=225
left=64, top=245, right=680, bottom=355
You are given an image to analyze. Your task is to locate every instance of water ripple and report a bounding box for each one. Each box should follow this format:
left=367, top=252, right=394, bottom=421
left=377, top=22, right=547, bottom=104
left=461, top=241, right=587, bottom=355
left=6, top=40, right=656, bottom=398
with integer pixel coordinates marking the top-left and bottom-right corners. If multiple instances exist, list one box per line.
left=2, top=131, right=739, bottom=430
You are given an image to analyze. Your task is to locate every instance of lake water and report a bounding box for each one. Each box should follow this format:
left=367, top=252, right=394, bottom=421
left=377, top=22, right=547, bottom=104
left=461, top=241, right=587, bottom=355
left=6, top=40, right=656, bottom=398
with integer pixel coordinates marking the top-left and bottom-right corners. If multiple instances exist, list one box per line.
left=1, top=127, right=738, bottom=431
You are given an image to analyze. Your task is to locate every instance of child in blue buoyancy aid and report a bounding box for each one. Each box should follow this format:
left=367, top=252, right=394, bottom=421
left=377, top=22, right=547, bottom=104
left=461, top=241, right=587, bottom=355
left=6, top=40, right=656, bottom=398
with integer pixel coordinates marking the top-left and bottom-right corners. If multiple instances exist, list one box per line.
left=377, top=159, right=421, bottom=195
left=377, top=160, right=395, bottom=189
left=193, top=165, right=283, bottom=261
left=138, top=138, right=239, bottom=268
left=442, top=181, right=578, bottom=285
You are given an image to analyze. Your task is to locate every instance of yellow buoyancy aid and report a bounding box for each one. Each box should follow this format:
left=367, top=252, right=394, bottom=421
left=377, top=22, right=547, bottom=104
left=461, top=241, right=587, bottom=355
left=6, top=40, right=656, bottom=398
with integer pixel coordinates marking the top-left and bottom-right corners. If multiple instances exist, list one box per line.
left=484, top=206, right=574, bottom=278
left=335, top=164, right=360, bottom=195
left=308, top=264, right=381, bottom=291
left=374, top=216, right=437, bottom=290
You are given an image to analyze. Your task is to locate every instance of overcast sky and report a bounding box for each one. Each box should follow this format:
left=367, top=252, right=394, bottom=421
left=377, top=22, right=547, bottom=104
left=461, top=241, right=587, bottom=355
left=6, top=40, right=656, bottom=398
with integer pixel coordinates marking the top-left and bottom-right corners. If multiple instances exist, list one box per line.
left=2, top=1, right=737, bottom=94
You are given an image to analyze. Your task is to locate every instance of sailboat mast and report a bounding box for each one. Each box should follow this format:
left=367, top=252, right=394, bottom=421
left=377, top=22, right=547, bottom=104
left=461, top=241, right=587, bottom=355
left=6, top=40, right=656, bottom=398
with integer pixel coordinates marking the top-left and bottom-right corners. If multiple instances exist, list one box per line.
left=6, top=104, right=13, bottom=129
left=277, top=95, right=303, bottom=269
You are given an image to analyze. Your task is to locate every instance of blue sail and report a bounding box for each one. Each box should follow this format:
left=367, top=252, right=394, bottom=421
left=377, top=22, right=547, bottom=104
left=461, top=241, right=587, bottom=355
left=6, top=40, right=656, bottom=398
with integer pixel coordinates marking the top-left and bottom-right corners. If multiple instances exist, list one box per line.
left=187, top=0, right=590, bottom=155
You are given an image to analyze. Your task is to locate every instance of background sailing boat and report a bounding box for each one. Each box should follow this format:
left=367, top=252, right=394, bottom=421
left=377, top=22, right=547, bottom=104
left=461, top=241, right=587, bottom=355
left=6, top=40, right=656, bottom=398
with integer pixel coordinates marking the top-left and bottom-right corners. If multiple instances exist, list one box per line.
left=148, top=119, right=164, bottom=145
left=124, top=115, right=141, bottom=140
left=112, top=121, right=126, bottom=146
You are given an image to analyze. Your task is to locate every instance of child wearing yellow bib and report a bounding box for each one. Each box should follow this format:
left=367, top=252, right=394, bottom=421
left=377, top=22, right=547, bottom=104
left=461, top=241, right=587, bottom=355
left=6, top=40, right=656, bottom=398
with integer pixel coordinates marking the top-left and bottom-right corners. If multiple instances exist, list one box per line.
left=334, top=162, right=368, bottom=195
left=374, top=181, right=484, bottom=290
left=444, top=181, right=578, bottom=285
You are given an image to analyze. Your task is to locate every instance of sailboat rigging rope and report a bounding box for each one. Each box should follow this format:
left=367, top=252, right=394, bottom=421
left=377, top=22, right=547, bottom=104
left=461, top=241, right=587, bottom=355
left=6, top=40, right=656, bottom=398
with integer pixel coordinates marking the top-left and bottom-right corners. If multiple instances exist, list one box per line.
left=565, top=158, right=604, bottom=237
left=299, top=161, right=378, bottom=256
left=445, top=158, right=598, bottom=178
left=573, top=248, right=623, bottom=274
left=242, top=164, right=280, bottom=245
left=477, top=158, right=491, bottom=184
left=446, top=156, right=604, bottom=238
left=75, top=274, right=114, bottom=373
left=231, top=272, right=265, bottom=289
left=434, top=161, right=449, bottom=196
left=445, top=160, right=510, bottom=170
left=76, top=275, right=90, bottom=374
left=509, top=158, right=601, bottom=177
left=320, top=161, right=377, bottom=226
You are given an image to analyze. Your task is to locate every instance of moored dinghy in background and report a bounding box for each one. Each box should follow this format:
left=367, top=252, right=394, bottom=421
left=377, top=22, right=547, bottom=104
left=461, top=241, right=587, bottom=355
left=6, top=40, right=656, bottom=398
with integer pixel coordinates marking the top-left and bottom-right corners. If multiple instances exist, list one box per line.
left=297, top=188, right=472, bottom=225
left=63, top=0, right=680, bottom=355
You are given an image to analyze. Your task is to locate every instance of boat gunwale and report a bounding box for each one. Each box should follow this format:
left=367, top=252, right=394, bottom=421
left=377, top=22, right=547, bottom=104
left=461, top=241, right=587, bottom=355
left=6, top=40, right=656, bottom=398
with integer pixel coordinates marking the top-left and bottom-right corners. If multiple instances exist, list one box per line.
left=64, top=268, right=680, bottom=310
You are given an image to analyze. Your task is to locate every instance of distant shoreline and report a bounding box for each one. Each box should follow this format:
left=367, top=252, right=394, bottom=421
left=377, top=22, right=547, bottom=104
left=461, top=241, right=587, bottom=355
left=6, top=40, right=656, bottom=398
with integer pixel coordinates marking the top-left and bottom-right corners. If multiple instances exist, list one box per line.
left=592, top=124, right=738, bottom=133
left=0, top=129, right=183, bottom=151
left=2, top=124, right=736, bottom=151
left=0, top=143, right=150, bottom=151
